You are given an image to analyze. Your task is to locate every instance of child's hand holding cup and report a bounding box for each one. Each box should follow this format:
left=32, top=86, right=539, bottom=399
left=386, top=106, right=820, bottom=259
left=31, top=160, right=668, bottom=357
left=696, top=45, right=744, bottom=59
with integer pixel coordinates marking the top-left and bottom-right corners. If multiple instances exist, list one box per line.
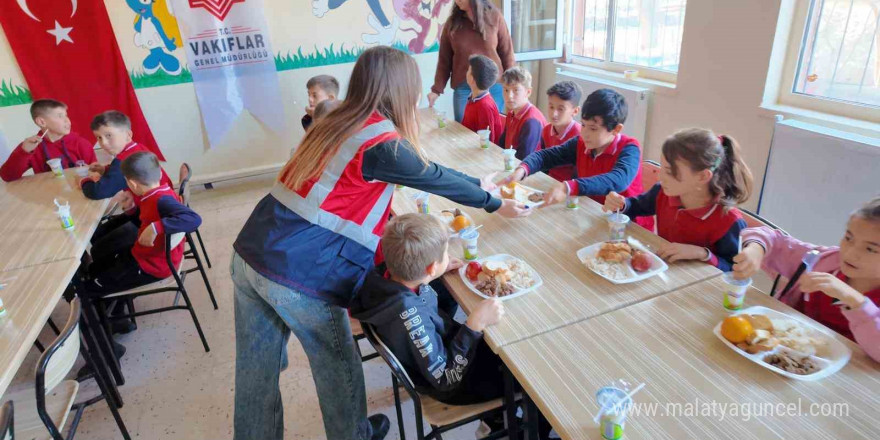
left=603, top=191, right=626, bottom=213
left=732, top=243, right=765, bottom=280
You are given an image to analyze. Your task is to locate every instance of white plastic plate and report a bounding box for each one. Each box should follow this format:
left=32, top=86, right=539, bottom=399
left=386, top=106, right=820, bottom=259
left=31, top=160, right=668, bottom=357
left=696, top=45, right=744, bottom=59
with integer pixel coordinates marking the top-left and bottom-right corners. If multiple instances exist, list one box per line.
left=490, top=184, right=545, bottom=208
left=433, top=210, right=474, bottom=238
left=712, top=306, right=852, bottom=381
left=458, top=254, right=543, bottom=301
left=576, top=241, right=668, bottom=284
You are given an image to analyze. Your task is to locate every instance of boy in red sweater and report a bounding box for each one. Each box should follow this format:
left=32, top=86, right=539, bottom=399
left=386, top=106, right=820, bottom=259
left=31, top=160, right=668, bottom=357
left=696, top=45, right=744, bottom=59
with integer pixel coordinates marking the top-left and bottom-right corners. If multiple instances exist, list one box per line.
left=0, top=99, right=96, bottom=182
left=499, top=66, right=547, bottom=160
left=460, top=55, right=504, bottom=145
left=540, top=81, right=583, bottom=181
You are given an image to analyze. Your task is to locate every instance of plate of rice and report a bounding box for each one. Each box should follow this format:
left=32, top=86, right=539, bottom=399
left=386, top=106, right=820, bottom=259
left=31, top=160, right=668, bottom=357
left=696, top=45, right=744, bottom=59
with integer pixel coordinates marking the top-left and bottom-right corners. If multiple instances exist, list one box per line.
left=576, top=239, right=668, bottom=284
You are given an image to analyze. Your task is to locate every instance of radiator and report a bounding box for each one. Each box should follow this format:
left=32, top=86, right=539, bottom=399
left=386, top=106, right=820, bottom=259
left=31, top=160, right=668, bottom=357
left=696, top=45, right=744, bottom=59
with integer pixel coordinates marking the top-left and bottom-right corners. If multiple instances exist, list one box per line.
left=758, top=118, right=880, bottom=246
left=554, top=70, right=651, bottom=142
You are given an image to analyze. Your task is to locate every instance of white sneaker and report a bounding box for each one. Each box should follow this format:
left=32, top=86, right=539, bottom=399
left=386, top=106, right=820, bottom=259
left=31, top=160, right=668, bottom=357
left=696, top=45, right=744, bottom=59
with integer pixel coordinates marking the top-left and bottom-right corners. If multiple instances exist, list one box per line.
left=474, top=421, right=492, bottom=439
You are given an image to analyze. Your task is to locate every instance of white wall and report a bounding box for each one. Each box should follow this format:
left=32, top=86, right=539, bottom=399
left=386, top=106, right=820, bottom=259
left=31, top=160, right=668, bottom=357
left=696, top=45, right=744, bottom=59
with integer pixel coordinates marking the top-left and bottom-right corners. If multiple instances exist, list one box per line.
left=536, top=0, right=783, bottom=211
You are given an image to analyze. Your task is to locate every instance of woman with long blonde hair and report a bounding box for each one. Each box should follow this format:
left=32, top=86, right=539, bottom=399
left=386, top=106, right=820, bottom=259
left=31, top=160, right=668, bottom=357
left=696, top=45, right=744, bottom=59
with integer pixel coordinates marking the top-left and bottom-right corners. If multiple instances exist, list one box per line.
left=230, top=46, right=530, bottom=440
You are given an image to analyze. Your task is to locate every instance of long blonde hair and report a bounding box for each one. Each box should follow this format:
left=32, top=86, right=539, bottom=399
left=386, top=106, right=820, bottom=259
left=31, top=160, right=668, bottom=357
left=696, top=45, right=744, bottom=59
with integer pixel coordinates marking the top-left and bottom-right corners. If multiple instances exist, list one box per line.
left=280, top=46, right=424, bottom=191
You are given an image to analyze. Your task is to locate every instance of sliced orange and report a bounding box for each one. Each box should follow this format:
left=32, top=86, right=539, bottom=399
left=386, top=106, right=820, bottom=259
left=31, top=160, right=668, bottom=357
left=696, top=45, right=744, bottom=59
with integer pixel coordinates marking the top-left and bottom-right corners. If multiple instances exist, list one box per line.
left=721, top=316, right=754, bottom=344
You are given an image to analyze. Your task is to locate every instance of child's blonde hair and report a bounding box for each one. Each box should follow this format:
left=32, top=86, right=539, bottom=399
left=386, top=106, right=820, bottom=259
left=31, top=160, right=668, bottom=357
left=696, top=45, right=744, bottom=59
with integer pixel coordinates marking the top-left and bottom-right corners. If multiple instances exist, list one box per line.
left=662, top=128, right=754, bottom=208
left=853, top=196, right=880, bottom=222
left=382, top=214, right=449, bottom=282
left=501, top=66, right=532, bottom=89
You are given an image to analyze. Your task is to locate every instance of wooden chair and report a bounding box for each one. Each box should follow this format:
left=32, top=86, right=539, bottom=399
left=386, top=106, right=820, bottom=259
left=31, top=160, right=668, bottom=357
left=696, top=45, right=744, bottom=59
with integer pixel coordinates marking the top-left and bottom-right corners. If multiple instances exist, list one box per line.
left=94, top=233, right=210, bottom=353
left=362, top=323, right=511, bottom=440
left=1, top=298, right=130, bottom=440
left=0, top=401, right=12, bottom=440
left=740, top=209, right=787, bottom=296
left=178, top=164, right=213, bottom=270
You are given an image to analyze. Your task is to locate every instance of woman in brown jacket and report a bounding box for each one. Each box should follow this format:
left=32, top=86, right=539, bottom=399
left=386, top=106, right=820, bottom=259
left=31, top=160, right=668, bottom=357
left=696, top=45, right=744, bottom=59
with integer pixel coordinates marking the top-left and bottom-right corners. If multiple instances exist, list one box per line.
left=427, top=0, right=515, bottom=122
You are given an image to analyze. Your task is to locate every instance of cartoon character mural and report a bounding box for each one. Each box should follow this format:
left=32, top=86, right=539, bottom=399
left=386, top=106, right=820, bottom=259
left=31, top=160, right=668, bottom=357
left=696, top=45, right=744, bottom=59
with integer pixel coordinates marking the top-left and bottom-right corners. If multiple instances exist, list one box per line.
left=312, top=0, right=452, bottom=54
left=126, top=0, right=183, bottom=75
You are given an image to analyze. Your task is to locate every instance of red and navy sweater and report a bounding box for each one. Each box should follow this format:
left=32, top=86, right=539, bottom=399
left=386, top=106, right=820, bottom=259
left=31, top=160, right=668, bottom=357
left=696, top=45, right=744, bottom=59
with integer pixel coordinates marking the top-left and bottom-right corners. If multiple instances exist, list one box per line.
left=500, top=102, right=546, bottom=160
left=539, top=121, right=581, bottom=181
left=461, top=91, right=505, bottom=145
left=81, top=142, right=173, bottom=201
left=0, top=132, right=96, bottom=182
left=130, top=185, right=201, bottom=279
left=623, top=183, right=746, bottom=271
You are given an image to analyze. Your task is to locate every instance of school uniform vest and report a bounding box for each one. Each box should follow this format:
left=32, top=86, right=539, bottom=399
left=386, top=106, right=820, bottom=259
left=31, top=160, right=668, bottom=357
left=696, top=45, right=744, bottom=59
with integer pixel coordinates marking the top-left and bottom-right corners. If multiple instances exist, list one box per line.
left=655, top=191, right=742, bottom=248
left=541, top=121, right=580, bottom=181
left=461, top=92, right=504, bottom=145
left=117, top=142, right=174, bottom=206
left=502, top=102, right=546, bottom=150
left=131, top=185, right=184, bottom=279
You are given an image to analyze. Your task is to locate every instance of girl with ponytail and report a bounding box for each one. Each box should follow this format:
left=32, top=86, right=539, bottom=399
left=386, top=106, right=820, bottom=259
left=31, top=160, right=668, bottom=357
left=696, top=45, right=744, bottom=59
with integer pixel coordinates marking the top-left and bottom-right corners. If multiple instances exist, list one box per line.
left=603, top=128, right=754, bottom=270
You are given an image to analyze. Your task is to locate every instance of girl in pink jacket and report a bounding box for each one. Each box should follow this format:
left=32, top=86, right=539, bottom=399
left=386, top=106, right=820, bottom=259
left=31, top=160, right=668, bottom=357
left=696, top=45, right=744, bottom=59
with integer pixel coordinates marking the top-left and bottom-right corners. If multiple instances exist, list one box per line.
left=733, top=196, right=880, bottom=362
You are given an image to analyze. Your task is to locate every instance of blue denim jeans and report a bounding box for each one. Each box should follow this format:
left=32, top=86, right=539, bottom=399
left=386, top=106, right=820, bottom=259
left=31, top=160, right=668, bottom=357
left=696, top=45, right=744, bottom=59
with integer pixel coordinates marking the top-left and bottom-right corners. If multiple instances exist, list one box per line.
left=231, top=252, right=370, bottom=440
left=452, top=82, right=505, bottom=122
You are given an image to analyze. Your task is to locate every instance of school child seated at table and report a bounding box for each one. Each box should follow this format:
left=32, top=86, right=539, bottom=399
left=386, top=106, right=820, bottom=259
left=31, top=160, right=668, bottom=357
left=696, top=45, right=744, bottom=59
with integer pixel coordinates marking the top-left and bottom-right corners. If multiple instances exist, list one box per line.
left=352, top=214, right=555, bottom=437
left=461, top=55, right=505, bottom=144
left=604, top=128, right=753, bottom=271
left=539, top=80, right=582, bottom=182
left=81, top=152, right=201, bottom=353
left=499, top=66, right=546, bottom=160
left=503, top=88, right=653, bottom=230
left=0, top=99, right=96, bottom=182
left=302, top=74, right=339, bottom=131
left=81, top=110, right=173, bottom=200
left=733, top=197, right=880, bottom=361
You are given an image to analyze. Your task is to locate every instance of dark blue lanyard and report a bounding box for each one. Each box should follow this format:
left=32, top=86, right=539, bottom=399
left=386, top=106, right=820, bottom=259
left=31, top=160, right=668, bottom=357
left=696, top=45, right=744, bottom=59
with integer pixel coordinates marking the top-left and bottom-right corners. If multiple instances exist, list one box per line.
left=40, top=138, right=76, bottom=168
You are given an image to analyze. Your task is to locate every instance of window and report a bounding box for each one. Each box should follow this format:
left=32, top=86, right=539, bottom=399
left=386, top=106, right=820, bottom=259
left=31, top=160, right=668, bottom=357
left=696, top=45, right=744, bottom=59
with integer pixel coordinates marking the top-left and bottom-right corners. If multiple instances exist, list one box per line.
left=793, top=0, right=880, bottom=108
left=504, top=0, right=565, bottom=61
left=571, top=0, right=687, bottom=77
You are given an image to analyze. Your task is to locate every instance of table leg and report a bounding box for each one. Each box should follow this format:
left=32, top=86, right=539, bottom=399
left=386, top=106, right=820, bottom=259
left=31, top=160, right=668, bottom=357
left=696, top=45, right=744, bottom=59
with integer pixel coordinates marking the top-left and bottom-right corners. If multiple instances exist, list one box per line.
left=503, top=364, right=520, bottom=439
left=81, top=296, right=126, bottom=386
left=522, top=392, right=541, bottom=440
left=79, top=310, right=124, bottom=408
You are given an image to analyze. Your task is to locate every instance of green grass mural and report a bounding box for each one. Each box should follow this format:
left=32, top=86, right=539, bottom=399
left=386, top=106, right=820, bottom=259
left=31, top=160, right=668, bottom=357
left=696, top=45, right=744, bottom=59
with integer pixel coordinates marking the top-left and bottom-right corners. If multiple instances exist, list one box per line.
left=1, top=42, right=440, bottom=107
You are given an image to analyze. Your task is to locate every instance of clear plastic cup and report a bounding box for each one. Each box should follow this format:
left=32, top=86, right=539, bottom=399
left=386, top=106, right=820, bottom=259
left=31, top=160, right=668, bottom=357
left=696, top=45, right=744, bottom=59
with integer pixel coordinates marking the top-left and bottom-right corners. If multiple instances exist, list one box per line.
left=75, top=160, right=88, bottom=178
left=55, top=198, right=75, bottom=230
left=460, top=227, right=480, bottom=260
left=566, top=195, right=579, bottom=210
left=477, top=129, right=491, bottom=149
left=596, top=383, right=634, bottom=440
left=722, top=272, right=752, bottom=310
left=607, top=213, right=630, bottom=241
left=502, top=149, right=516, bottom=171
left=413, top=192, right=430, bottom=214
left=46, top=158, right=63, bottom=177
left=436, top=111, right=447, bottom=128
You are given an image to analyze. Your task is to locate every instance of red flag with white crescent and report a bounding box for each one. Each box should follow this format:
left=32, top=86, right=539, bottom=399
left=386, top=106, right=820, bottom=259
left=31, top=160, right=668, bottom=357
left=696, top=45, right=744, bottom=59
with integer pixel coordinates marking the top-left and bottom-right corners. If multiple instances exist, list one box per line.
left=0, top=0, right=166, bottom=160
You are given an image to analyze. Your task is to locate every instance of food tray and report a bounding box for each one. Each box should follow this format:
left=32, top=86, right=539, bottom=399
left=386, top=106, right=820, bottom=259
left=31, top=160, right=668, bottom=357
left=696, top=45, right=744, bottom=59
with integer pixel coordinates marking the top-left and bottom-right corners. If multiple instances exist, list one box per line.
left=490, top=184, right=545, bottom=209
left=576, top=241, right=668, bottom=284
left=458, top=254, right=543, bottom=301
left=712, top=306, right=852, bottom=381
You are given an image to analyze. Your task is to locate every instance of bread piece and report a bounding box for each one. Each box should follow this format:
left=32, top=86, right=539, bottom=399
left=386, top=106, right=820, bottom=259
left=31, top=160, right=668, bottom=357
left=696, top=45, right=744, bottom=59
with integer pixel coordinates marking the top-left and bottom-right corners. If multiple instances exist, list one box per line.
left=745, top=314, right=773, bottom=332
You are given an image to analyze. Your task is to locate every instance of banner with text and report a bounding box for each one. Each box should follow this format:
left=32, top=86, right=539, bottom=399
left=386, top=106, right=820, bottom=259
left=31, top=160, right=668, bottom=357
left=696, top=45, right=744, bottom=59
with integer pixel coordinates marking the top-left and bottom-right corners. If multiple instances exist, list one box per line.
left=172, top=0, right=284, bottom=147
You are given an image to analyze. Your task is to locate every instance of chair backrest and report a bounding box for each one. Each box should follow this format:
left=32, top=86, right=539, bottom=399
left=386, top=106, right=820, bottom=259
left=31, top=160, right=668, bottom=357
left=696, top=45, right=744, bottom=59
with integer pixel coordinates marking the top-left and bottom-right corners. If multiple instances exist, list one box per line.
left=361, top=323, right=419, bottom=394
left=35, top=298, right=81, bottom=439
left=740, top=208, right=786, bottom=233
left=178, top=163, right=192, bottom=206
left=0, top=401, right=12, bottom=440
left=641, top=159, right=660, bottom=190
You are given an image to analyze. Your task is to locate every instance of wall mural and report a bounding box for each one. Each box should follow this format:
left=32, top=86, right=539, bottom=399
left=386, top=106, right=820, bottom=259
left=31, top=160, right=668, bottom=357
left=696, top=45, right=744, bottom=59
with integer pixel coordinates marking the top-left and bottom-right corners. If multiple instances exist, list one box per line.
left=0, top=0, right=453, bottom=107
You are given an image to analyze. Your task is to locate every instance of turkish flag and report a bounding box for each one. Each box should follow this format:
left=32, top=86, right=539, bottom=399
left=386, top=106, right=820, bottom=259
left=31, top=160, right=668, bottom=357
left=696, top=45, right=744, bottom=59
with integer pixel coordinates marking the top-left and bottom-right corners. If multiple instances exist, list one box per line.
left=0, top=0, right=165, bottom=160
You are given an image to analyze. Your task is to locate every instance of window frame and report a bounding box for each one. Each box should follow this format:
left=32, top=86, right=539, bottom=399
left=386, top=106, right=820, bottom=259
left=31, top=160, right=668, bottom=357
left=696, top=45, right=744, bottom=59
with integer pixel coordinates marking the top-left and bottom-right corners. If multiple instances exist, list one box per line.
left=767, top=0, right=880, bottom=123
left=503, top=0, right=565, bottom=61
left=566, top=0, right=682, bottom=84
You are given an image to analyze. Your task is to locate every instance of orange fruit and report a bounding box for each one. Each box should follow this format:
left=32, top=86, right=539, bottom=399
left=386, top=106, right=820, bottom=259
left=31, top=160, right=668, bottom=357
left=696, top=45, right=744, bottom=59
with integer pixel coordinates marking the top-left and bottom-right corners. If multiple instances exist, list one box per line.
left=721, top=316, right=754, bottom=344
left=451, top=215, right=471, bottom=232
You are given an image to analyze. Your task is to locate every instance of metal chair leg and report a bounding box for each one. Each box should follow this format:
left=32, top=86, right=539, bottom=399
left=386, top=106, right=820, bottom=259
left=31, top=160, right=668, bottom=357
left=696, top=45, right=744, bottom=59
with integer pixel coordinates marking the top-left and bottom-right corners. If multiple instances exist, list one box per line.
left=46, top=317, right=60, bottom=335
left=79, top=309, right=123, bottom=407
left=179, top=287, right=210, bottom=352
left=392, top=375, right=406, bottom=440
left=80, top=333, right=131, bottom=439
left=187, top=234, right=218, bottom=310
left=195, top=228, right=212, bottom=268
left=84, top=298, right=126, bottom=386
